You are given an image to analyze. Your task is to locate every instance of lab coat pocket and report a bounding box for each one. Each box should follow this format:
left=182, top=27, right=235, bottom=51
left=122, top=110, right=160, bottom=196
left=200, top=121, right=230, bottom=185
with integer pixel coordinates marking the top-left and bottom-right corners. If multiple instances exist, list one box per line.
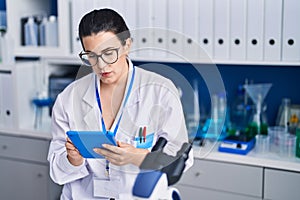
left=93, top=176, right=120, bottom=199
left=134, top=133, right=154, bottom=149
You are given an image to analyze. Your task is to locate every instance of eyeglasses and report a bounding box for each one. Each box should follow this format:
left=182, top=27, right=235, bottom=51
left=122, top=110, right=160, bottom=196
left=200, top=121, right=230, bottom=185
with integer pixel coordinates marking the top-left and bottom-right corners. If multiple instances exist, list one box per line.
left=79, top=47, right=120, bottom=67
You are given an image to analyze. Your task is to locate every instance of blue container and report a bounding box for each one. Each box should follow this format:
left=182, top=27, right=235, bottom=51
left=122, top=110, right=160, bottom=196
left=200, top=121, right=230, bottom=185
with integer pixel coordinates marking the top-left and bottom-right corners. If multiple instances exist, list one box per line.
left=0, top=0, right=6, bottom=31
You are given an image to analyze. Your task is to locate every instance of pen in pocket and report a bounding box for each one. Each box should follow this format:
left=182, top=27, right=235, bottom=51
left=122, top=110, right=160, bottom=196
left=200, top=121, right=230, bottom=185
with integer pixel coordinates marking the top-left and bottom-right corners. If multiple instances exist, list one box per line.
left=139, top=127, right=143, bottom=143
left=143, top=126, right=146, bottom=143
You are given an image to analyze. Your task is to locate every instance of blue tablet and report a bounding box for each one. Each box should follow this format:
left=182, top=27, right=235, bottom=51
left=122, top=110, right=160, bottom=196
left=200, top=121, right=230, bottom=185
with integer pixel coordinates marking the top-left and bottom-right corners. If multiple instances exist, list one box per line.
left=66, top=131, right=117, bottom=158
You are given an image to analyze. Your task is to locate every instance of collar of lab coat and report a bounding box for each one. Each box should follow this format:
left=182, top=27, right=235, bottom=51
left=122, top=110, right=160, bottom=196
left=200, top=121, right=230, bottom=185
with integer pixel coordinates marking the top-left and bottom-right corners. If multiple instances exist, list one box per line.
left=81, top=58, right=136, bottom=131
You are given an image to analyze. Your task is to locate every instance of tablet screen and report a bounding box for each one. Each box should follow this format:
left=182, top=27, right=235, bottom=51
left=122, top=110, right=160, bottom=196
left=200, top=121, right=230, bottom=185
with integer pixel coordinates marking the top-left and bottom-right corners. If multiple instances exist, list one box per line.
left=67, top=131, right=116, bottom=158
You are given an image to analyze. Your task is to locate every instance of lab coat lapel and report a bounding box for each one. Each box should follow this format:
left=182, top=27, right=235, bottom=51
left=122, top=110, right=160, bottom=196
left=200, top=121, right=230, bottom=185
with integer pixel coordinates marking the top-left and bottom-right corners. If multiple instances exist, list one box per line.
left=109, top=60, right=138, bottom=134
left=82, top=75, right=100, bottom=130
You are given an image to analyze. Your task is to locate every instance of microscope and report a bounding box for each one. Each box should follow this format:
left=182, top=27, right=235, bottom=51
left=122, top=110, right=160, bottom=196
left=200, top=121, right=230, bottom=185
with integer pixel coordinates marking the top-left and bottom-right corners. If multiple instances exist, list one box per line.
left=132, top=137, right=192, bottom=200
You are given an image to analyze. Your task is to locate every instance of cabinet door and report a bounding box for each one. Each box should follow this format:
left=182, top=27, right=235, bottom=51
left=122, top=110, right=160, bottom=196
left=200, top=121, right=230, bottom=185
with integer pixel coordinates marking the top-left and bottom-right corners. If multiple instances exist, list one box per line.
left=0, top=134, right=49, bottom=163
left=0, top=158, right=48, bottom=200
left=176, top=184, right=262, bottom=200
left=178, top=159, right=263, bottom=198
left=264, top=168, right=300, bottom=200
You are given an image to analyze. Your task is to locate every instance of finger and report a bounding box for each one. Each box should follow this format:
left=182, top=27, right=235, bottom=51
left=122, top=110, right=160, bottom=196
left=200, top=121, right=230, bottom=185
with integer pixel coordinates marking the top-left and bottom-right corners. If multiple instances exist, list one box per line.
left=93, top=148, right=104, bottom=155
left=67, top=148, right=81, bottom=158
left=66, top=142, right=76, bottom=150
left=106, top=156, right=125, bottom=166
left=93, top=148, right=113, bottom=156
left=95, top=148, right=123, bottom=162
left=68, top=149, right=81, bottom=157
left=66, top=137, right=73, bottom=143
left=66, top=141, right=74, bottom=147
left=105, top=154, right=127, bottom=166
left=117, top=141, right=132, bottom=148
left=102, top=144, right=123, bottom=155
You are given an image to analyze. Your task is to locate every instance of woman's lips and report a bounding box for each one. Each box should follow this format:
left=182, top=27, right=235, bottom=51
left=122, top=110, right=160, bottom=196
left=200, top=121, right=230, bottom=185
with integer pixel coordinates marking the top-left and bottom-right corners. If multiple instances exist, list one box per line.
left=100, top=72, right=111, bottom=77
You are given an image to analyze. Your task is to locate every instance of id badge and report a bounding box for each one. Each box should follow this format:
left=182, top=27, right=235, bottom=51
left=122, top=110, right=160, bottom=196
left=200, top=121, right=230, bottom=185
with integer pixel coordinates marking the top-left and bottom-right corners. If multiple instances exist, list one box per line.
left=93, top=176, right=120, bottom=199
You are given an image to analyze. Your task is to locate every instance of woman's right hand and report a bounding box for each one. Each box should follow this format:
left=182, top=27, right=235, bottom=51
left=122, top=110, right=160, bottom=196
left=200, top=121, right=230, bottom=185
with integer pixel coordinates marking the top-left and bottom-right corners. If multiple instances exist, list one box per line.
left=66, top=137, right=84, bottom=166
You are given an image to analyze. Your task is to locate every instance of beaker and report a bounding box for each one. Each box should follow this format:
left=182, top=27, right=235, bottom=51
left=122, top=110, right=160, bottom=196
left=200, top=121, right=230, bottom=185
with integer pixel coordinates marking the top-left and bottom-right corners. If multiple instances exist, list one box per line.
left=279, top=133, right=296, bottom=157
left=268, top=126, right=286, bottom=153
left=255, top=134, right=270, bottom=154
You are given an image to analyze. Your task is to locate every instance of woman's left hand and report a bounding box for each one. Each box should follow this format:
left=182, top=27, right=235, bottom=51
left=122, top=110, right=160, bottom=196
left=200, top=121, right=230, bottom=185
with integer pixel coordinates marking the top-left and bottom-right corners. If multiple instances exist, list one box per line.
left=93, top=141, right=149, bottom=167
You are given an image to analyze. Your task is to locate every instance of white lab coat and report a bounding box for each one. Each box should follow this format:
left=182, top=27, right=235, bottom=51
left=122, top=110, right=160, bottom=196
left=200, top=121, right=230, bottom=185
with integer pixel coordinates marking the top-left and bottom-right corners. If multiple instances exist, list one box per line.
left=47, top=59, right=193, bottom=199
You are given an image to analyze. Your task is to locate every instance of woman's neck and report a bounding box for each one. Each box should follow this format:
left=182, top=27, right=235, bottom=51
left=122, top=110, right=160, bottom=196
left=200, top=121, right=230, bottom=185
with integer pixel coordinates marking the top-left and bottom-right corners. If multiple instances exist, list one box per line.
left=101, top=64, right=129, bottom=92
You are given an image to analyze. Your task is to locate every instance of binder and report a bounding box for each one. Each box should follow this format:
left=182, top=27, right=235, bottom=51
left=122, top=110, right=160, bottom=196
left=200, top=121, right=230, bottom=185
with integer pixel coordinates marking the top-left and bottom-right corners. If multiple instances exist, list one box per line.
left=136, top=0, right=153, bottom=57
left=183, top=0, right=199, bottom=59
left=124, top=0, right=138, bottom=58
left=199, top=0, right=214, bottom=60
left=282, top=0, right=300, bottom=61
left=213, top=0, right=230, bottom=60
left=264, top=0, right=282, bottom=61
left=246, top=0, right=264, bottom=61
left=110, top=0, right=137, bottom=57
left=152, top=0, right=168, bottom=58
left=93, top=0, right=111, bottom=8
left=0, top=72, right=14, bottom=128
left=167, top=0, right=184, bottom=59
left=110, top=0, right=125, bottom=15
left=71, top=0, right=88, bottom=54
left=229, top=0, right=247, bottom=60
left=71, top=0, right=99, bottom=54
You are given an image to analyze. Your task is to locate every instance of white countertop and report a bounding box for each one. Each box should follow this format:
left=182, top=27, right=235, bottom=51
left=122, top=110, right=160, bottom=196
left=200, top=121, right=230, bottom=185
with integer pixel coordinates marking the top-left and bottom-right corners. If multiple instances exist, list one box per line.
left=1, top=127, right=300, bottom=172
left=0, top=127, right=52, bottom=140
left=193, top=141, right=300, bottom=173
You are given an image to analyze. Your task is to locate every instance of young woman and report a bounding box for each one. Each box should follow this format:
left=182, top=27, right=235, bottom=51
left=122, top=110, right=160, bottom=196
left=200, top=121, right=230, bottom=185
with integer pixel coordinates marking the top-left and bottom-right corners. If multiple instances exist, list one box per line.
left=48, top=8, right=193, bottom=199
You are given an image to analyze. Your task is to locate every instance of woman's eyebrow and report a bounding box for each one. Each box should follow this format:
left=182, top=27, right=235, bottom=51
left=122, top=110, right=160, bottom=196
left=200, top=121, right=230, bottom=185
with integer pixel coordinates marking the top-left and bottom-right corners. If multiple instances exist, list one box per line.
left=101, top=47, right=116, bottom=52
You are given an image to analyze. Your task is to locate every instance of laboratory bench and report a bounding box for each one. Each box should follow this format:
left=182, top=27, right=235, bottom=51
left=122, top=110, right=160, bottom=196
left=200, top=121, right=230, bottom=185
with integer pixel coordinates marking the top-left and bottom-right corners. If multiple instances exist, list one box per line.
left=1, top=128, right=300, bottom=200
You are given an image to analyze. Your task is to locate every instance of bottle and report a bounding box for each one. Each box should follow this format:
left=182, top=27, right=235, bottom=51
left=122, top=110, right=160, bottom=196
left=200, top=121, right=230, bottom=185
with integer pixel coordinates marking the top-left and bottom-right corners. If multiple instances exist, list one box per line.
left=0, top=0, right=7, bottom=32
left=0, top=32, right=14, bottom=64
left=24, top=16, right=38, bottom=46
left=45, top=15, right=58, bottom=47
left=38, top=16, right=47, bottom=46
left=289, top=113, right=299, bottom=135
left=218, top=93, right=229, bottom=139
left=0, top=9, right=6, bottom=32
left=230, top=85, right=252, bottom=135
left=201, top=93, right=227, bottom=141
left=276, top=98, right=291, bottom=132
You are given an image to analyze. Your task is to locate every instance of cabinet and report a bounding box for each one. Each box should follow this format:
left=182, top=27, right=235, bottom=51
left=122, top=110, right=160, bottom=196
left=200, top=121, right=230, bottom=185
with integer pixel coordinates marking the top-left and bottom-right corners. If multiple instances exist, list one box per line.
left=176, top=185, right=261, bottom=200
left=176, top=159, right=263, bottom=199
left=264, top=169, right=300, bottom=200
left=176, top=158, right=300, bottom=200
left=0, top=133, right=62, bottom=200
left=0, top=158, right=49, bottom=200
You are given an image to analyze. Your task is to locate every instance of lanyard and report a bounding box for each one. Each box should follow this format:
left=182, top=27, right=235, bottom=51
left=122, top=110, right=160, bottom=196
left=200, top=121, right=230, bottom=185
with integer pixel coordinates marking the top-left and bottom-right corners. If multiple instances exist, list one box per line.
left=95, top=66, right=135, bottom=137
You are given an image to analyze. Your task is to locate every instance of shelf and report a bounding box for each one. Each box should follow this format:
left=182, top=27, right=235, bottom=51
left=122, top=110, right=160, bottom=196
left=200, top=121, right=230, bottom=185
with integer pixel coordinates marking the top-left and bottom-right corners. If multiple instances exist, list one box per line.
left=40, top=54, right=300, bottom=67
left=0, top=64, right=14, bottom=71
left=42, top=55, right=81, bottom=65
left=14, top=46, right=67, bottom=58
left=131, top=56, right=300, bottom=66
left=6, top=0, right=71, bottom=58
